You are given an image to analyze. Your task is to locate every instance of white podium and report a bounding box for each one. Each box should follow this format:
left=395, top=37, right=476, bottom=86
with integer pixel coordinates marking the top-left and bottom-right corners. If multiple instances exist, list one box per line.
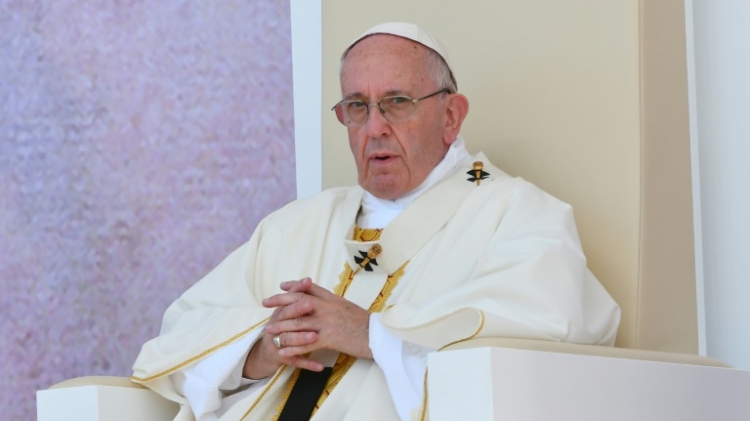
left=38, top=341, right=750, bottom=421
left=427, top=340, right=750, bottom=421
left=37, top=376, right=178, bottom=421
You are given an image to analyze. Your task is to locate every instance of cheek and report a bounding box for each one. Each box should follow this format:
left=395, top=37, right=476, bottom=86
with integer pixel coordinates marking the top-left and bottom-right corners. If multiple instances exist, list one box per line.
left=347, top=129, right=362, bottom=153
left=348, top=130, right=368, bottom=168
left=404, top=126, right=445, bottom=171
left=397, top=126, right=425, bottom=158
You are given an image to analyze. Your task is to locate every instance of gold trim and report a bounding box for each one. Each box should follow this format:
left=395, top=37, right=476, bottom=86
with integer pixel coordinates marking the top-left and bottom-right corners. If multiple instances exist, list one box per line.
left=240, top=365, right=288, bottom=421
left=334, top=262, right=355, bottom=297
left=418, top=310, right=486, bottom=421
left=260, top=226, right=410, bottom=416
left=352, top=226, right=383, bottom=242
left=131, top=317, right=270, bottom=383
left=438, top=310, right=486, bottom=351
left=270, top=367, right=301, bottom=421
left=418, top=369, right=429, bottom=421
left=312, top=353, right=357, bottom=415
left=311, top=256, right=381, bottom=411
left=369, top=262, right=408, bottom=313
left=313, top=261, right=410, bottom=410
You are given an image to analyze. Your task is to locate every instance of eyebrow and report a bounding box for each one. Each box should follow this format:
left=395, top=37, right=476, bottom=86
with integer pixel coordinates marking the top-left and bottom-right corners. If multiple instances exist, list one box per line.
left=343, top=89, right=409, bottom=101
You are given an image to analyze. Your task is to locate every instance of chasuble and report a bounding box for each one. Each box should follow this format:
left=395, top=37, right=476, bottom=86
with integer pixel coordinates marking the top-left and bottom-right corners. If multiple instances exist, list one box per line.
left=132, top=152, right=620, bottom=421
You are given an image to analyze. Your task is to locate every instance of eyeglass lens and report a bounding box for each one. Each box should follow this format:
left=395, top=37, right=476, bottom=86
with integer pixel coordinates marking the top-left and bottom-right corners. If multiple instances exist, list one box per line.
left=336, top=96, right=414, bottom=126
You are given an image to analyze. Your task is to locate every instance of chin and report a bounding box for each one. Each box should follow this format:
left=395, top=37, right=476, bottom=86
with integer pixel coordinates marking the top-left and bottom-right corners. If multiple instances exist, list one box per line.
left=375, top=188, right=411, bottom=200
left=363, top=183, right=401, bottom=200
left=361, top=173, right=410, bottom=199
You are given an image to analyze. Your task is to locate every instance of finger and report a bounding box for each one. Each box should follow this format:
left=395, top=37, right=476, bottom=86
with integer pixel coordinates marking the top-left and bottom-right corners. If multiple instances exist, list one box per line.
left=283, top=355, right=324, bottom=372
left=272, top=299, right=317, bottom=324
left=298, top=282, right=336, bottom=299
left=280, top=277, right=313, bottom=292
left=265, top=315, right=315, bottom=334
left=267, top=301, right=310, bottom=325
left=262, top=291, right=310, bottom=309
left=266, top=300, right=310, bottom=326
left=267, top=304, right=286, bottom=323
left=272, top=331, right=317, bottom=348
left=278, top=343, right=320, bottom=360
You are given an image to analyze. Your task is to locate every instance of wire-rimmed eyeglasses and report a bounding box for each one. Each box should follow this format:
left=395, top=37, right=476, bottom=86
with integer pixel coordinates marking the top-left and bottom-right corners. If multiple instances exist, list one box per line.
left=331, top=88, right=452, bottom=127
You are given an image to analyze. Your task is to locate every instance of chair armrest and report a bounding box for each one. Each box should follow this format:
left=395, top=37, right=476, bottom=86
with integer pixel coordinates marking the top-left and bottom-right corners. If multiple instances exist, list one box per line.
left=428, top=340, right=749, bottom=421
left=441, top=337, right=730, bottom=367
left=38, top=376, right=179, bottom=421
left=49, top=375, right=147, bottom=390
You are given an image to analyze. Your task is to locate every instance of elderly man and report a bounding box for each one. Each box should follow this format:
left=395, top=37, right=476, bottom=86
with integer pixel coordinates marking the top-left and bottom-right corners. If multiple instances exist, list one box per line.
left=132, top=22, right=620, bottom=421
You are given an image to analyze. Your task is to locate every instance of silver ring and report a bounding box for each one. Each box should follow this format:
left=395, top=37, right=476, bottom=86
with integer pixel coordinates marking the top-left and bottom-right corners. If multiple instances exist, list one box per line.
left=273, top=334, right=282, bottom=348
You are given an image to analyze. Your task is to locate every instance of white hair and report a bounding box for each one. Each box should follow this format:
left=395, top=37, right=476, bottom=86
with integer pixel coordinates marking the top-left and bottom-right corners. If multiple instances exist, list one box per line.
left=424, top=46, right=457, bottom=93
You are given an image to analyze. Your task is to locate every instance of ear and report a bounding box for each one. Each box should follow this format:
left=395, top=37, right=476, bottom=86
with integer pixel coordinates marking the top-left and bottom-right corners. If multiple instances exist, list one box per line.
left=442, top=93, right=470, bottom=145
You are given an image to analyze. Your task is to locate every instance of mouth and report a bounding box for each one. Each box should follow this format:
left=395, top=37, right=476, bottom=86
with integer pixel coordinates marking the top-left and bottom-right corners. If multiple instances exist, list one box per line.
left=369, top=153, right=396, bottom=163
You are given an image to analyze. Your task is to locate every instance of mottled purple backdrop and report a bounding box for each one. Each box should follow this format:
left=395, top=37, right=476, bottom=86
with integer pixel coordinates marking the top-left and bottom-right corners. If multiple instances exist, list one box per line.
left=0, top=1, right=295, bottom=419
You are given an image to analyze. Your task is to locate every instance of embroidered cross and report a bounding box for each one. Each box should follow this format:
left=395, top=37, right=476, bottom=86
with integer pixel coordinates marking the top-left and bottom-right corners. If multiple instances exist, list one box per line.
left=352, top=244, right=382, bottom=275
left=467, top=161, right=489, bottom=185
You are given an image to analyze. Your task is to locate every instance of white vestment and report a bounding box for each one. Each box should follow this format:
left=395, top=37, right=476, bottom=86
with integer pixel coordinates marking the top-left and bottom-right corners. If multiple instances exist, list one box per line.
left=132, top=141, right=621, bottom=421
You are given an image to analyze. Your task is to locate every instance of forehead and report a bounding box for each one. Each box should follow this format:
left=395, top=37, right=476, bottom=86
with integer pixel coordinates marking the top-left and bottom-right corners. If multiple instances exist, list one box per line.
left=340, top=34, right=432, bottom=96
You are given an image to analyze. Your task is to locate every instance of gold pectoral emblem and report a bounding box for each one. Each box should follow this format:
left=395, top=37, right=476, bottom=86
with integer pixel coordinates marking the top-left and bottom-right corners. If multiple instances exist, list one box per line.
left=352, top=244, right=382, bottom=275
left=466, top=161, right=489, bottom=185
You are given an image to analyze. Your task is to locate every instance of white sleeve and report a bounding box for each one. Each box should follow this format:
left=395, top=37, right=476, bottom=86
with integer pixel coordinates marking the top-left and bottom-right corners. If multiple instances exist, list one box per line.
left=369, top=313, right=435, bottom=421
left=169, top=325, right=264, bottom=421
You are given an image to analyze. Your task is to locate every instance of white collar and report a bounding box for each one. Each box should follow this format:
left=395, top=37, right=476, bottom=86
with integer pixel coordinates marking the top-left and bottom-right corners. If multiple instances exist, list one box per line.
left=359, top=137, right=471, bottom=229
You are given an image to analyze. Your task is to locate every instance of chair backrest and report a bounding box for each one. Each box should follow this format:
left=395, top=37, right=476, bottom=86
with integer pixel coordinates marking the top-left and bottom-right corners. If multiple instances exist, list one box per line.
left=317, top=0, right=698, bottom=353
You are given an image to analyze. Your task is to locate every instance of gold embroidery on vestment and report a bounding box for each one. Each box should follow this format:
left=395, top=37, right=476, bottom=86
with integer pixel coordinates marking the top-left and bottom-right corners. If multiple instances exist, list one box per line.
left=370, top=263, right=407, bottom=313
left=437, top=310, right=486, bottom=351
left=352, top=244, right=383, bottom=276
left=311, top=260, right=407, bottom=414
left=418, top=369, right=430, bottom=421
left=240, top=365, right=289, bottom=421
left=334, top=262, right=355, bottom=297
left=416, top=311, right=487, bottom=419
left=270, top=227, right=409, bottom=418
left=131, top=317, right=270, bottom=383
left=353, top=226, right=383, bottom=242
left=268, top=367, right=301, bottom=421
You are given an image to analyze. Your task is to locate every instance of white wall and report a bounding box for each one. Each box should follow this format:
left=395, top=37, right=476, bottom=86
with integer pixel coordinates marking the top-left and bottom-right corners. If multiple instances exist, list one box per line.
left=292, top=0, right=750, bottom=367
left=291, top=0, right=322, bottom=198
left=690, top=0, right=750, bottom=369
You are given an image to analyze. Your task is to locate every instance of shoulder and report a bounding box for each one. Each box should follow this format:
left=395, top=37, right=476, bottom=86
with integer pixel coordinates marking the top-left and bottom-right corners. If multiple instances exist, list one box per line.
left=458, top=154, right=582, bottom=246
left=472, top=153, right=571, bottom=210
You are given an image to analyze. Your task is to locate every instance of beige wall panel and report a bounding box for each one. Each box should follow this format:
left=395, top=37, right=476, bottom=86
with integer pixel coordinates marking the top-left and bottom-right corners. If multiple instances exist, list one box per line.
left=638, top=0, right=698, bottom=353
left=321, top=0, right=642, bottom=347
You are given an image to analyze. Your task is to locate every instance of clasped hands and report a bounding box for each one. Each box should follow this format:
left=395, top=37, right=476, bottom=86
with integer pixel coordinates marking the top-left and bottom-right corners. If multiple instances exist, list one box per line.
left=242, top=278, right=372, bottom=379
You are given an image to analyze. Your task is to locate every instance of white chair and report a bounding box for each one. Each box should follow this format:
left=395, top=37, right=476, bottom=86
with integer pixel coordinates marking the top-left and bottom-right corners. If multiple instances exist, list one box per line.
left=38, top=1, right=750, bottom=420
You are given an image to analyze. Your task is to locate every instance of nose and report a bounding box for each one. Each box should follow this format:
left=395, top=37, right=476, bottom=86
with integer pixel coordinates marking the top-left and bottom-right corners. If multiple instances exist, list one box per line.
left=364, top=103, right=392, bottom=138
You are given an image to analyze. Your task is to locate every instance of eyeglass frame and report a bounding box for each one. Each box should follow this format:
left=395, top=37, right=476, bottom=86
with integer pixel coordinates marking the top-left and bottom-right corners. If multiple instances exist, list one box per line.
left=330, top=88, right=453, bottom=127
